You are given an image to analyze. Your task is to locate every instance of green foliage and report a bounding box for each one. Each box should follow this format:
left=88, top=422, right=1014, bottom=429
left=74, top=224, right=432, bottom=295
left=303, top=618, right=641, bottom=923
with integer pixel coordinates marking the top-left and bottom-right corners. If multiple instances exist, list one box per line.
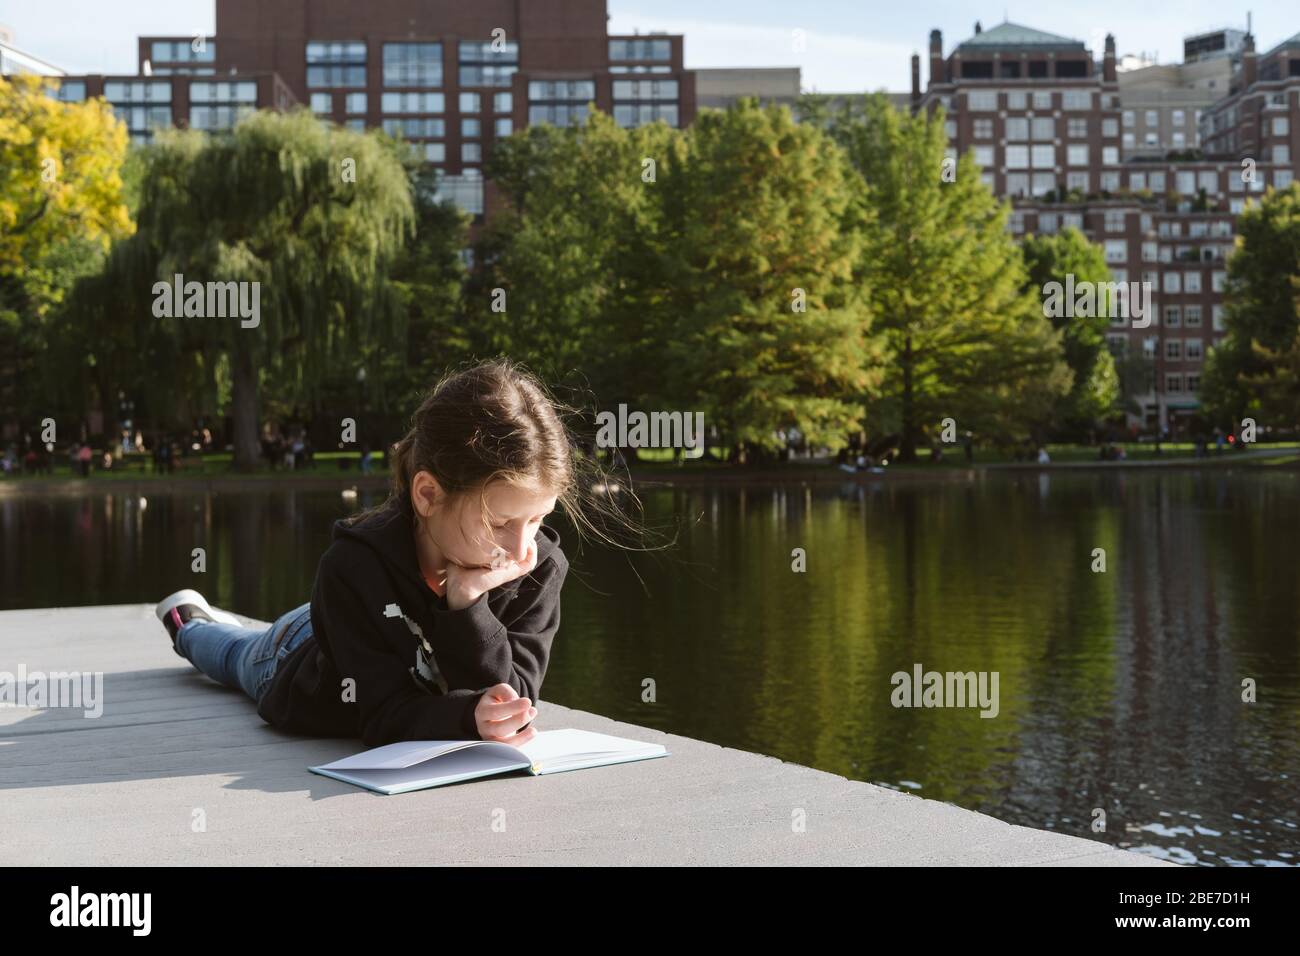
left=1201, top=183, right=1300, bottom=425
left=814, top=93, right=1070, bottom=457
left=1021, top=227, right=1121, bottom=430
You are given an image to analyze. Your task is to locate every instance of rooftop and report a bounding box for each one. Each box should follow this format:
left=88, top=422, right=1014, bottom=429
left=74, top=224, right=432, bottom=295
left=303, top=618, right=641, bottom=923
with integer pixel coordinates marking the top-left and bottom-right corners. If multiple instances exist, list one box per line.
left=957, top=21, right=1087, bottom=54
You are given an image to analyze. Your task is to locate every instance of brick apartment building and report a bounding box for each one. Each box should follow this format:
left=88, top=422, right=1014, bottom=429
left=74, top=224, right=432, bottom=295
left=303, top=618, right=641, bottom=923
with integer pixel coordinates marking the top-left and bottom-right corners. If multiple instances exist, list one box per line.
left=46, top=0, right=696, bottom=220
left=916, top=21, right=1298, bottom=431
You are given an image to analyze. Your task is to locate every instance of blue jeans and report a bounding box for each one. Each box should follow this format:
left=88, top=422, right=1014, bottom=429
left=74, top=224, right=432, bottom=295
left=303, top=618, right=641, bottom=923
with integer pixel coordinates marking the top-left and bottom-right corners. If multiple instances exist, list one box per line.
left=176, top=602, right=314, bottom=704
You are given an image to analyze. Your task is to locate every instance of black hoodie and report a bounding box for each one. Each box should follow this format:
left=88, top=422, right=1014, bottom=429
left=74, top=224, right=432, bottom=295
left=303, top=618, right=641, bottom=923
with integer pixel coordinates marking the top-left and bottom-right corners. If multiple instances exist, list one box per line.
left=256, top=489, right=568, bottom=746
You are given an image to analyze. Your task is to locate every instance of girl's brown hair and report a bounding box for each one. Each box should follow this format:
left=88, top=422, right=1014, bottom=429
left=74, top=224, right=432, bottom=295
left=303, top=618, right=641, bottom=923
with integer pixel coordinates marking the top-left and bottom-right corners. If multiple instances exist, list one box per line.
left=353, top=357, right=643, bottom=552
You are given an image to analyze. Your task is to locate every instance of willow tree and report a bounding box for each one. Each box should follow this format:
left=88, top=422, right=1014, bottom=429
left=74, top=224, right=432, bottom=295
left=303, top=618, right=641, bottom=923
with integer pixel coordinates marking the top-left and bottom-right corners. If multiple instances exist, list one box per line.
left=810, top=93, right=1069, bottom=460
left=117, top=109, right=415, bottom=468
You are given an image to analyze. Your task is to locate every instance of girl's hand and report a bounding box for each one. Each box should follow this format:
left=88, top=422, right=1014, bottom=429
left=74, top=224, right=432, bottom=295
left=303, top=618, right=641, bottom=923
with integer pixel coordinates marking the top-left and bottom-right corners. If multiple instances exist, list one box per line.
left=474, top=683, right=538, bottom=746
left=444, top=539, right=538, bottom=611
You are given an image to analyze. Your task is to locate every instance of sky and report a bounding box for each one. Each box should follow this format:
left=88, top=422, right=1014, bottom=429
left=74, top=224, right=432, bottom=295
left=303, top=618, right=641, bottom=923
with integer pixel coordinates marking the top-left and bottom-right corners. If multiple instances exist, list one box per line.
left=1, top=0, right=1296, bottom=92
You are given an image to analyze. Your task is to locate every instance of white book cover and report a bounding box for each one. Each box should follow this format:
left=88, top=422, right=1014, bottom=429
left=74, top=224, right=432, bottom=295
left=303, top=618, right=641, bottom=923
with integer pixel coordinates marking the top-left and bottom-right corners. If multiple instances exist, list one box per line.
left=309, top=728, right=669, bottom=795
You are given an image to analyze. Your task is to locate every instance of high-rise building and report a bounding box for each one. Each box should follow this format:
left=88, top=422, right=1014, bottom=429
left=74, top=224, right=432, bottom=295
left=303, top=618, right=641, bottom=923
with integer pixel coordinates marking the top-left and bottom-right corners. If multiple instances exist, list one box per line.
left=917, top=20, right=1295, bottom=431
left=45, top=0, right=696, bottom=220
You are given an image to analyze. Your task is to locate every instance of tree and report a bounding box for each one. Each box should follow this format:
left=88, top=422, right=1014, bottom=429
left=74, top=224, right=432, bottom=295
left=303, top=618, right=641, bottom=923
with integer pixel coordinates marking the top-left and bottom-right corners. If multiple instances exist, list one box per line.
left=0, top=74, right=133, bottom=431
left=1201, top=183, right=1300, bottom=428
left=1021, top=227, right=1121, bottom=434
left=812, top=93, right=1069, bottom=460
left=473, top=110, right=681, bottom=415
left=84, top=109, right=416, bottom=468
left=657, top=99, right=884, bottom=461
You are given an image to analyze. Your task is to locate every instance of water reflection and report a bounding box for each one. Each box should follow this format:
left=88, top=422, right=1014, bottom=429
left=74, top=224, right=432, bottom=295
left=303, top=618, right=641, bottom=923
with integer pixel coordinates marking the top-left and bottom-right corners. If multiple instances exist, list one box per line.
left=1, top=472, right=1297, bottom=865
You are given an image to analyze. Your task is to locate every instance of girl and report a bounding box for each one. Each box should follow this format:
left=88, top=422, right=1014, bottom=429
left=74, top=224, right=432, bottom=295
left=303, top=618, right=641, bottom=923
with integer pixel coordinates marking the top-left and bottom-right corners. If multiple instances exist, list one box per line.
left=156, top=359, right=606, bottom=749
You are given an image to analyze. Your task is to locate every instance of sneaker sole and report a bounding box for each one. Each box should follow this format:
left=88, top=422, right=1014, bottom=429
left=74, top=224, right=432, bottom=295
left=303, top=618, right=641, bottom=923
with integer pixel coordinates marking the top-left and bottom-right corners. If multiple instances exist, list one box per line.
left=154, top=589, right=243, bottom=628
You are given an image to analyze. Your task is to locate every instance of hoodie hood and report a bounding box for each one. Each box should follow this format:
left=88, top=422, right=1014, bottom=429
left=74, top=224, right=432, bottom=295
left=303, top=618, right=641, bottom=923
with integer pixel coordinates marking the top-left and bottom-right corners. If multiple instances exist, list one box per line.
left=333, top=490, right=562, bottom=599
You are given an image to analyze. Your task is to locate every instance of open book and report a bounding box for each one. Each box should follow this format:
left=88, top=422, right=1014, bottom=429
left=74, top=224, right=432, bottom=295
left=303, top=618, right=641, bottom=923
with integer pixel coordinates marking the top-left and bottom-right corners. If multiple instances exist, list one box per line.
left=309, top=728, right=669, bottom=795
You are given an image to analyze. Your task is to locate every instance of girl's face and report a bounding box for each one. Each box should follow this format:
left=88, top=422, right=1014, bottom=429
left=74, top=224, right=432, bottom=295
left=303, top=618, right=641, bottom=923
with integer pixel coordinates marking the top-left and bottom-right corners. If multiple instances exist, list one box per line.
left=413, top=474, right=557, bottom=569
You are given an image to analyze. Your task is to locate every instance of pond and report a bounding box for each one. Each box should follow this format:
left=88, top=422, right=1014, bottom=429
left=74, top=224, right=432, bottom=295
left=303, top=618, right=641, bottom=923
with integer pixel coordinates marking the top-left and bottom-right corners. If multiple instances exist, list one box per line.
left=2, top=470, right=1297, bottom=866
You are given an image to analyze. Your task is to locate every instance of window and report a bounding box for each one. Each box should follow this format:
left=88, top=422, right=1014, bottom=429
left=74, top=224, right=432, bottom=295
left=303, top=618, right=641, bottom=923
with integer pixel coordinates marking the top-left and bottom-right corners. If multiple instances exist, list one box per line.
left=1187, top=374, right=1201, bottom=392
left=1038, top=213, right=1059, bottom=234
left=1007, top=91, right=1027, bottom=109
left=495, top=118, right=512, bottom=137
left=1104, top=211, right=1126, bottom=233
left=152, top=39, right=216, bottom=63
left=1123, top=132, right=1135, bottom=148
left=1273, top=145, right=1291, bottom=164
left=1032, top=117, right=1055, bottom=140
left=1005, top=117, right=1029, bottom=140
left=1031, top=172, right=1056, bottom=196
left=1185, top=305, right=1202, bottom=327
left=381, top=118, right=445, bottom=137
left=973, top=145, right=995, bottom=167
left=1062, top=90, right=1091, bottom=110
left=1273, top=116, right=1290, bottom=136
left=345, top=93, right=366, bottom=114
left=609, top=38, right=671, bottom=61
left=1149, top=171, right=1166, bottom=192
left=1212, top=304, right=1225, bottom=330
left=1123, top=110, right=1135, bottom=128
left=1032, top=91, right=1052, bottom=109
left=381, top=92, right=444, bottom=113
left=1006, top=173, right=1029, bottom=196
left=1026, top=144, right=1052, bottom=169
left=1067, top=171, right=1089, bottom=191
left=460, top=92, right=481, bottom=113
left=189, top=82, right=256, bottom=131
left=1130, top=172, right=1147, bottom=191
left=530, top=80, right=597, bottom=101
left=1185, top=271, right=1202, bottom=293
left=1145, top=110, right=1158, bottom=127
left=1142, top=241, right=1158, bottom=262
left=1186, top=339, right=1203, bottom=361
left=611, top=102, right=675, bottom=128
left=1166, top=373, right=1183, bottom=392
left=310, top=92, right=333, bottom=114
left=1104, top=240, right=1127, bottom=263
left=423, top=142, right=445, bottom=163
left=1068, top=117, right=1087, bottom=138
left=383, top=42, right=442, bottom=87
left=1172, top=110, right=1185, bottom=127
left=1102, top=146, right=1118, bottom=165
left=1163, top=272, right=1181, bottom=293
left=1165, top=306, right=1182, bottom=327
left=1166, top=340, right=1183, bottom=361
left=1278, top=169, right=1294, bottom=189
left=1067, top=144, right=1088, bottom=166
left=973, top=118, right=993, bottom=139
left=980, top=171, right=996, bottom=190
left=50, top=81, right=86, bottom=102
left=434, top=173, right=484, bottom=215
left=968, top=91, right=997, bottom=111
left=1102, top=117, right=1118, bottom=137
left=1211, top=271, right=1226, bottom=292
left=531, top=103, right=592, bottom=127
left=460, top=41, right=518, bottom=87
left=494, top=92, right=512, bottom=113
left=1101, top=171, right=1120, bottom=192
left=462, top=143, right=481, bottom=162
left=307, top=41, right=367, bottom=88
left=345, top=119, right=365, bottom=131
left=462, top=118, right=480, bottom=138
